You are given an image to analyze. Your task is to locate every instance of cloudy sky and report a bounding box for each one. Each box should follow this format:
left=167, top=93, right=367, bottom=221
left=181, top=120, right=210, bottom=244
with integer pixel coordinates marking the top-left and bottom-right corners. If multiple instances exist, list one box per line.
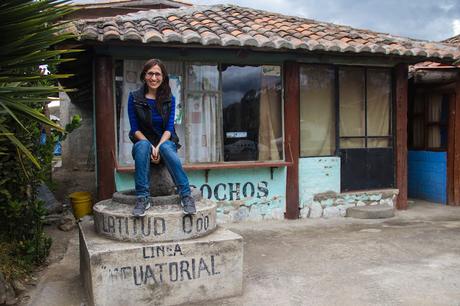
left=190, top=0, right=460, bottom=41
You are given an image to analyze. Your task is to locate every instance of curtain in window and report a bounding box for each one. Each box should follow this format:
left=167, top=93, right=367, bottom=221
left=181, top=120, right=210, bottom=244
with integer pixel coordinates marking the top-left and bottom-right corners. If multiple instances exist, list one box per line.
left=258, top=71, right=282, bottom=160
left=118, top=60, right=144, bottom=166
left=299, top=65, right=335, bottom=156
left=367, top=69, right=391, bottom=148
left=185, top=65, right=221, bottom=163
left=339, top=68, right=365, bottom=148
left=186, top=93, right=221, bottom=162
left=427, top=93, right=442, bottom=148
left=412, top=93, right=425, bottom=148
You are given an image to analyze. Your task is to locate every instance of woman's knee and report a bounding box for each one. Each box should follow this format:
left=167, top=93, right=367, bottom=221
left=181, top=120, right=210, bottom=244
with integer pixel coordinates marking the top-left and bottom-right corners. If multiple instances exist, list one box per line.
left=159, top=141, right=176, bottom=156
left=134, top=140, right=151, bottom=155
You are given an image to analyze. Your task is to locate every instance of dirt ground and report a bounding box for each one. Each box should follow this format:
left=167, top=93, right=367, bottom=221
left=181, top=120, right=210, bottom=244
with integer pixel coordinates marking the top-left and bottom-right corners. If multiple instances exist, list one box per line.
left=21, top=200, right=460, bottom=306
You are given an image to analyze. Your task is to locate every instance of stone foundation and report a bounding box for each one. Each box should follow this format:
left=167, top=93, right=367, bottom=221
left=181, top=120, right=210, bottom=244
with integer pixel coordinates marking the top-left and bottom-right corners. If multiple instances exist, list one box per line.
left=215, top=196, right=285, bottom=224
left=299, top=189, right=399, bottom=219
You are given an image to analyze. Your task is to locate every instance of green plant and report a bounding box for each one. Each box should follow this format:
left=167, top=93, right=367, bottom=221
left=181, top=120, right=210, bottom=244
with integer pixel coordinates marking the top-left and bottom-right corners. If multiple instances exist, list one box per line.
left=0, top=0, right=78, bottom=281
left=0, top=0, right=77, bottom=166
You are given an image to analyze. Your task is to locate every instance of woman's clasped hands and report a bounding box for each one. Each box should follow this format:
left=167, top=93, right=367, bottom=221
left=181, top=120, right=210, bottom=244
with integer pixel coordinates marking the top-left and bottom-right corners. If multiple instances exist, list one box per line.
left=151, top=144, right=160, bottom=164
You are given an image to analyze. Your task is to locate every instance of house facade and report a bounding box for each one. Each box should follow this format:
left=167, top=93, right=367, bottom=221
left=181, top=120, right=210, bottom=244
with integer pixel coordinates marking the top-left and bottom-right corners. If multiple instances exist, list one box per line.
left=62, top=4, right=460, bottom=222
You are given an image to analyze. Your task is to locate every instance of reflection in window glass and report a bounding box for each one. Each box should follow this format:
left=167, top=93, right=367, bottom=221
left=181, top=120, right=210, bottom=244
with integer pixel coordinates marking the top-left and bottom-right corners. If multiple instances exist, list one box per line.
left=299, top=65, right=335, bottom=156
left=221, top=65, right=282, bottom=161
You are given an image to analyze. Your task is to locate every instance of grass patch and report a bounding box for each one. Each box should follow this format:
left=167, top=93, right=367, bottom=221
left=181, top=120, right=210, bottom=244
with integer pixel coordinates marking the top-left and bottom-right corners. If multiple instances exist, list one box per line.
left=0, top=241, right=31, bottom=281
left=0, top=233, right=51, bottom=282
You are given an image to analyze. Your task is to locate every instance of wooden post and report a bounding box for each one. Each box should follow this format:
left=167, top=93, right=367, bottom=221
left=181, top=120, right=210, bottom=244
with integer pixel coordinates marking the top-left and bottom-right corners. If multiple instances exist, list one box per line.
left=447, top=93, right=455, bottom=205
left=284, top=62, right=300, bottom=219
left=453, top=77, right=460, bottom=206
left=95, top=56, right=116, bottom=201
left=395, top=64, right=408, bottom=210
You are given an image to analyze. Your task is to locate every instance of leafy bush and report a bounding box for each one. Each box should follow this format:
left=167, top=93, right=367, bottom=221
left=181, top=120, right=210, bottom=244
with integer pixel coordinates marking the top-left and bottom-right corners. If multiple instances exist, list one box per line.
left=0, top=0, right=77, bottom=281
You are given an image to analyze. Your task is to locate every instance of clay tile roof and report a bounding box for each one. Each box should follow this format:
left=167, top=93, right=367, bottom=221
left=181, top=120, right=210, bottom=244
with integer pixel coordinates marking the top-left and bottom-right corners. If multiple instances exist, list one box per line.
left=70, top=4, right=460, bottom=60
left=410, top=61, right=460, bottom=70
left=443, top=34, right=460, bottom=46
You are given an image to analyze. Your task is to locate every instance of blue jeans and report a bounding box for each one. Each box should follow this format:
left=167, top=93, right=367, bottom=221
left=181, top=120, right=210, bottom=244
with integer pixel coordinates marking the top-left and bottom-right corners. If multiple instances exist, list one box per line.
left=132, top=140, right=191, bottom=199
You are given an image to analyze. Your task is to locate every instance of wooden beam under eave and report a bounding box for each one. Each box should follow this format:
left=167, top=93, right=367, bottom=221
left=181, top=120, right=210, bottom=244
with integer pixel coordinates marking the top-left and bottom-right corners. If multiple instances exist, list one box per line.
left=95, top=56, right=116, bottom=201
left=395, top=64, right=408, bottom=210
left=283, top=62, right=300, bottom=219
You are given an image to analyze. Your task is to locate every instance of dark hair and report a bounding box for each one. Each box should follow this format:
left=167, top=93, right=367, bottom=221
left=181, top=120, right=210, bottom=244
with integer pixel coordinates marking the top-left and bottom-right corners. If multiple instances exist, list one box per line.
left=140, top=59, right=171, bottom=110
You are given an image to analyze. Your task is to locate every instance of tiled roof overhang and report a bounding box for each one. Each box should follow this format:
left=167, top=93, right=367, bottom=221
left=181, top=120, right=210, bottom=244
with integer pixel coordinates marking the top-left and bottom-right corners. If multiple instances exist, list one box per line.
left=68, top=4, right=460, bottom=61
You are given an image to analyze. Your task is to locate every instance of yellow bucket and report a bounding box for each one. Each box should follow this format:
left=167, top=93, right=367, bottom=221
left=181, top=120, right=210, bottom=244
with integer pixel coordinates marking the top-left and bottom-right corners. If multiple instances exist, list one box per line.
left=69, top=191, right=92, bottom=219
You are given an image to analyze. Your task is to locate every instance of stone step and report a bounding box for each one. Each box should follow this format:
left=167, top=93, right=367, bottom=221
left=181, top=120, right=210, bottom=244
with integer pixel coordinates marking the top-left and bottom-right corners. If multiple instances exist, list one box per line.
left=346, top=204, right=395, bottom=219
left=79, top=219, right=243, bottom=306
left=93, top=189, right=217, bottom=243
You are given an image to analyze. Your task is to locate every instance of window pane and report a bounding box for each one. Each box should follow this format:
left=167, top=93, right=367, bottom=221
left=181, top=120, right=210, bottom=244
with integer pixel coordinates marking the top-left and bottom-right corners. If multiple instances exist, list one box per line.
left=427, top=93, right=442, bottom=122
left=367, top=69, right=391, bottom=148
left=339, top=67, right=365, bottom=148
left=222, top=65, right=282, bottom=161
left=299, top=65, right=335, bottom=156
left=414, top=93, right=425, bottom=113
left=428, top=126, right=441, bottom=148
left=367, top=69, right=391, bottom=135
left=368, top=138, right=390, bottom=148
left=185, top=93, right=221, bottom=162
left=186, top=64, right=219, bottom=91
left=341, top=138, right=365, bottom=148
left=117, top=60, right=144, bottom=166
left=184, top=64, right=221, bottom=163
left=412, top=117, right=425, bottom=147
left=169, top=75, right=186, bottom=162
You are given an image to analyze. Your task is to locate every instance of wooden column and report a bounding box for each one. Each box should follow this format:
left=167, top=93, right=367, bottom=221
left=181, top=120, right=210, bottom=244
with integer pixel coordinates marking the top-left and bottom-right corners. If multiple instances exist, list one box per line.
left=451, top=78, right=460, bottom=205
left=395, top=64, right=408, bottom=210
left=284, top=62, right=300, bottom=219
left=95, top=56, right=116, bottom=201
left=448, top=93, right=455, bottom=205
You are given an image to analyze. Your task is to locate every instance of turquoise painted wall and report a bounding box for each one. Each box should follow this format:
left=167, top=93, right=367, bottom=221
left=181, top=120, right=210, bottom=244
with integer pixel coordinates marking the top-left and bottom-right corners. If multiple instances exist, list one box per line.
left=115, top=167, right=287, bottom=222
left=298, top=157, right=340, bottom=207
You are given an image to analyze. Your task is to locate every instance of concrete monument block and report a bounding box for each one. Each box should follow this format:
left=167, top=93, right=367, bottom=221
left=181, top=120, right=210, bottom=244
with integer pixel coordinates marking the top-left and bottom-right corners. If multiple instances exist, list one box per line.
left=93, top=196, right=217, bottom=243
left=79, top=219, right=243, bottom=306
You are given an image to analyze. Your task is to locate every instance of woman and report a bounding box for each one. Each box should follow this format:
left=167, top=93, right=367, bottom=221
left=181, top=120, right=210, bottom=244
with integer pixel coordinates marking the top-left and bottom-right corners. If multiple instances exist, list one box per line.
left=128, top=58, right=196, bottom=217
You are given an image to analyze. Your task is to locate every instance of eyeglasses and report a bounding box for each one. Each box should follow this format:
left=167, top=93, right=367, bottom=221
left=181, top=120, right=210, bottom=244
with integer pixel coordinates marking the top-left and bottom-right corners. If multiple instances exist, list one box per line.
left=146, top=72, right=163, bottom=79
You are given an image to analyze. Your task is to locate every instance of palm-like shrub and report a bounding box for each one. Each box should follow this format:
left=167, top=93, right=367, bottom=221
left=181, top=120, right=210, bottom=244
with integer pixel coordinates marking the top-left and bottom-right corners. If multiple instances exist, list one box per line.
left=0, top=0, right=78, bottom=278
left=0, top=0, right=78, bottom=165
